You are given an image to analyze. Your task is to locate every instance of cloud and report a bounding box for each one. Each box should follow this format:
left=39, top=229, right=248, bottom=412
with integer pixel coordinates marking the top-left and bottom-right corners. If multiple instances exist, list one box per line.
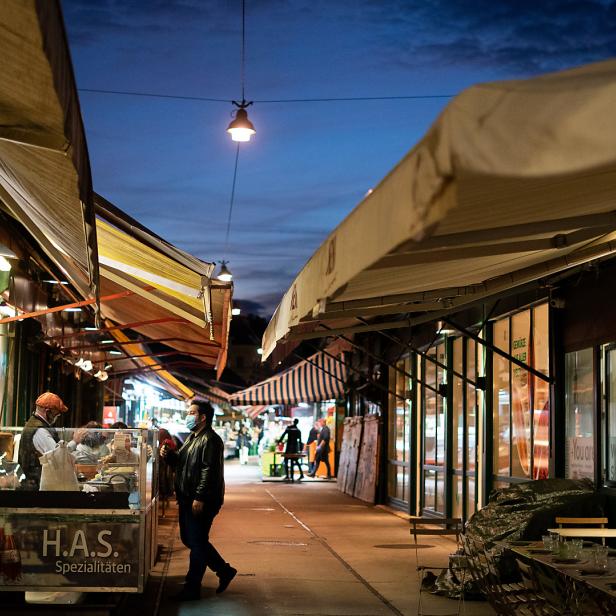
left=363, top=0, right=616, bottom=75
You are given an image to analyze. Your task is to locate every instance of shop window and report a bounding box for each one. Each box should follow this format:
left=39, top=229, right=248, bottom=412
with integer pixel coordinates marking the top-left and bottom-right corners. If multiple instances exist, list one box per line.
left=606, top=347, right=616, bottom=483
left=493, top=319, right=511, bottom=477
left=492, top=304, right=550, bottom=484
left=564, top=348, right=594, bottom=479
left=422, top=344, right=446, bottom=515
left=387, top=359, right=412, bottom=506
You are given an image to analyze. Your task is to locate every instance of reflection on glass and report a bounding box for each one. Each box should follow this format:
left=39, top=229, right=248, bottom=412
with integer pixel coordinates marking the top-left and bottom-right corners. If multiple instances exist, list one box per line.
left=466, top=475, right=476, bottom=517
left=452, top=474, right=462, bottom=519
left=453, top=338, right=463, bottom=470
left=608, top=349, right=616, bottom=482
left=511, top=310, right=531, bottom=478
left=493, top=319, right=511, bottom=476
left=424, top=469, right=436, bottom=511
left=435, top=471, right=445, bottom=514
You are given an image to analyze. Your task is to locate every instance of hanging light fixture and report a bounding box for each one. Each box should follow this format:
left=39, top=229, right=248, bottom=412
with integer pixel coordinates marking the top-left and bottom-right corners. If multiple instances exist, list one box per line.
left=217, top=260, right=233, bottom=282
left=227, top=0, right=255, bottom=142
left=227, top=101, right=255, bottom=142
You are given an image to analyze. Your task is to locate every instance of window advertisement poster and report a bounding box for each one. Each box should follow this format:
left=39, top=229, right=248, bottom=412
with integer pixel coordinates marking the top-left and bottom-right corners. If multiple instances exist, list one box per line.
left=566, top=436, right=595, bottom=479
left=0, top=513, right=140, bottom=590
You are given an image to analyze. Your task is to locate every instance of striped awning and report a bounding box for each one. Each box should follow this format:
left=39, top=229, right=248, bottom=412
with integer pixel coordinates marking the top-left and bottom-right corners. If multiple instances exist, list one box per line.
left=238, top=405, right=270, bottom=419
left=229, top=350, right=347, bottom=405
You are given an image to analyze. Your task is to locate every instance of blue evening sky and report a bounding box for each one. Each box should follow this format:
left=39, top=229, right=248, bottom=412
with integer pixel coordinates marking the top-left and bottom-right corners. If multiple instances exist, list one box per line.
left=61, top=0, right=616, bottom=315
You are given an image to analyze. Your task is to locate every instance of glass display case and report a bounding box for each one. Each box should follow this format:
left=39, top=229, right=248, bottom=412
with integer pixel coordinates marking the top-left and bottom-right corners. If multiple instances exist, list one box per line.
left=0, top=427, right=159, bottom=593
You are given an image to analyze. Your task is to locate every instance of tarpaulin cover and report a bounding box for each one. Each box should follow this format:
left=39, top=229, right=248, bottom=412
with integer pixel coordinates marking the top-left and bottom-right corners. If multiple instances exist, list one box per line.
left=428, top=478, right=604, bottom=599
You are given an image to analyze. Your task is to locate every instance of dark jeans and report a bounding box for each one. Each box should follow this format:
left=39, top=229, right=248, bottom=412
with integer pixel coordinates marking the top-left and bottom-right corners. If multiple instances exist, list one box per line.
left=178, top=500, right=226, bottom=588
left=284, top=456, right=303, bottom=478
left=313, top=448, right=332, bottom=477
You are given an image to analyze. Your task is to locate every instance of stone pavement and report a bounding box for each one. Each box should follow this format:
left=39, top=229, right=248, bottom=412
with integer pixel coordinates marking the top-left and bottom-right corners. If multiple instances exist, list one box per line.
left=149, top=460, right=495, bottom=616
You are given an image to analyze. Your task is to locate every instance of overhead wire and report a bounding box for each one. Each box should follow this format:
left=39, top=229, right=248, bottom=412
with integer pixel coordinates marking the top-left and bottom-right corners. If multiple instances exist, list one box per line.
left=78, top=88, right=455, bottom=104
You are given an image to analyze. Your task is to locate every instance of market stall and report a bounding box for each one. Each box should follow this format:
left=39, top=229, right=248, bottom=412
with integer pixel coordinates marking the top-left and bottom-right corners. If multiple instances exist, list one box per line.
left=0, top=427, right=159, bottom=594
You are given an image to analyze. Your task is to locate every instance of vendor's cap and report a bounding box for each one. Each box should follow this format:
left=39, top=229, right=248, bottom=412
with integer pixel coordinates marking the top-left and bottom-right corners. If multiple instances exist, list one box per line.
left=35, top=392, right=68, bottom=413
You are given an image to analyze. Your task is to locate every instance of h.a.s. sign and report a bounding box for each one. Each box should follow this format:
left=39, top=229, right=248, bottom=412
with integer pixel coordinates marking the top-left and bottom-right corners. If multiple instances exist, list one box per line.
left=0, top=514, right=140, bottom=590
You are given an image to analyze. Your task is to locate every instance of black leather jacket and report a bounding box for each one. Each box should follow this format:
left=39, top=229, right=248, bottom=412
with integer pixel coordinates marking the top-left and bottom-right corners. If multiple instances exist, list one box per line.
left=168, top=424, right=225, bottom=511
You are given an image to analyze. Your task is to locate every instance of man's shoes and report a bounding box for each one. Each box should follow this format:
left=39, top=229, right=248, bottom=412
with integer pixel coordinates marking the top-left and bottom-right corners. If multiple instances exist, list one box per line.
left=171, top=585, right=201, bottom=601
left=307, top=473, right=315, bottom=478
left=299, top=474, right=304, bottom=480
left=216, top=566, right=237, bottom=594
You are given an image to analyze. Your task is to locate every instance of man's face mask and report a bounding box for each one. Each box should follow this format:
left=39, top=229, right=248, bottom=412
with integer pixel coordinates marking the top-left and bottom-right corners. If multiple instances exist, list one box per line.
left=185, top=414, right=198, bottom=431
left=47, top=410, right=59, bottom=425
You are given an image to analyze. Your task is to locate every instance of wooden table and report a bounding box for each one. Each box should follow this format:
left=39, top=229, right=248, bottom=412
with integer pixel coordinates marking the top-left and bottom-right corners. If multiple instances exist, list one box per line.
left=547, top=528, right=616, bottom=539
left=271, top=451, right=307, bottom=480
left=507, top=540, right=616, bottom=610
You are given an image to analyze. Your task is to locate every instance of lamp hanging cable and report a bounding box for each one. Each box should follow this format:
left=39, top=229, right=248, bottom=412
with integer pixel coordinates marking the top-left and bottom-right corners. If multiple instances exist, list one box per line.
left=227, top=0, right=255, bottom=142
left=224, top=142, right=241, bottom=256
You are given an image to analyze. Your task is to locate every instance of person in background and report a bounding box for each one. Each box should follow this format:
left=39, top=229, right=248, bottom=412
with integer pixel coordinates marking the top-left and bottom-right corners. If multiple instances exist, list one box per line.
left=305, top=422, right=320, bottom=475
left=237, top=426, right=251, bottom=465
left=309, top=420, right=332, bottom=479
left=70, top=421, right=109, bottom=464
left=161, top=402, right=236, bottom=601
left=277, top=418, right=304, bottom=481
left=158, top=428, right=177, bottom=509
left=18, top=392, right=69, bottom=489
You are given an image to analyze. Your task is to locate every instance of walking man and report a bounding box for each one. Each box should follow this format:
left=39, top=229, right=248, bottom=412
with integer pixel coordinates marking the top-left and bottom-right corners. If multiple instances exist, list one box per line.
left=309, top=420, right=332, bottom=479
left=162, top=401, right=236, bottom=601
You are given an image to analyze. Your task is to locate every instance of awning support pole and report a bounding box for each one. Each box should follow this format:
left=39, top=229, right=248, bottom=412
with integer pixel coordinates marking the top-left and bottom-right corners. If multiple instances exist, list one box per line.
left=316, top=328, right=440, bottom=396
left=0, top=290, right=134, bottom=325
left=311, top=343, right=417, bottom=403
left=61, top=336, right=220, bottom=352
left=199, top=276, right=215, bottom=340
left=355, top=317, right=480, bottom=389
left=443, top=317, right=553, bottom=384
left=46, top=317, right=188, bottom=340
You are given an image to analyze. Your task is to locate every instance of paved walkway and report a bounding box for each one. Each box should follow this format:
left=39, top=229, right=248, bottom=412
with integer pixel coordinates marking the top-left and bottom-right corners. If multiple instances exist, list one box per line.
left=150, top=461, right=495, bottom=616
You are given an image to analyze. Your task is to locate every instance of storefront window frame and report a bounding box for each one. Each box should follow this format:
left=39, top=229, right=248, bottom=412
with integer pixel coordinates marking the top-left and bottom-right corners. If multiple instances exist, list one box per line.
left=490, top=302, right=551, bottom=489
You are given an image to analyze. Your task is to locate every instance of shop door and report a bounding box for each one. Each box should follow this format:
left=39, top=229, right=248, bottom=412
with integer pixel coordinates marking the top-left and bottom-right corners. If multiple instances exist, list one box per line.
left=422, top=345, right=446, bottom=516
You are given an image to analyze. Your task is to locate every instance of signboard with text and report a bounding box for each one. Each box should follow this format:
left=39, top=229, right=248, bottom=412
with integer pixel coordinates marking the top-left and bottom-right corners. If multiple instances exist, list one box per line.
left=0, top=513, right=141, bottom=590
left=566, top=436, right=594, bottom=479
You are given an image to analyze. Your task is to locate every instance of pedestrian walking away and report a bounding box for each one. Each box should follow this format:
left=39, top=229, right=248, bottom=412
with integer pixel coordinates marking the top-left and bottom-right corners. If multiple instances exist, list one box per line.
left=277, top=418, right=304, bottom=480
left=161, top=401, right=236, bottom=601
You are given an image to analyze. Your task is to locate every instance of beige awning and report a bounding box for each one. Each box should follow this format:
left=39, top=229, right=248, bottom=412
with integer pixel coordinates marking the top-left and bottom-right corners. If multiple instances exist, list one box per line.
left=0, top=0, right=98, bottom=301
left=96, top=197, right=232, bottom=378
left=263, top=59, right=616, bottom=357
